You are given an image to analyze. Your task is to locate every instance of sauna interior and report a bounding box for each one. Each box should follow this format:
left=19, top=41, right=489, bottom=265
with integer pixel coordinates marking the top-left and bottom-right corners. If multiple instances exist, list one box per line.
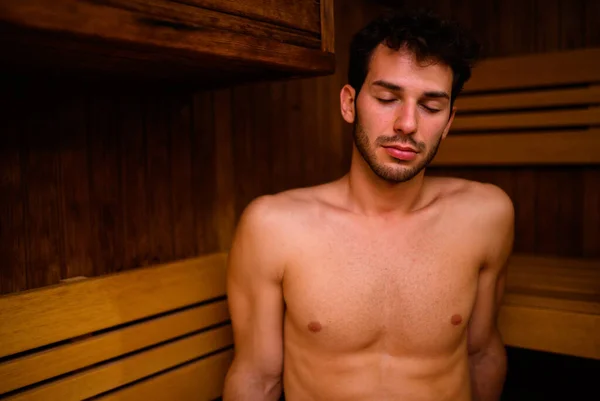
left=0, top=0, right=598, bottom=400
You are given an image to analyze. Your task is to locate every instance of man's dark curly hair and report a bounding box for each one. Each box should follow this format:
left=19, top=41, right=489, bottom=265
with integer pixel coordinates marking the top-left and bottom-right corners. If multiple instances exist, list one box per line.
left=348, top=9, right=482, bottom=108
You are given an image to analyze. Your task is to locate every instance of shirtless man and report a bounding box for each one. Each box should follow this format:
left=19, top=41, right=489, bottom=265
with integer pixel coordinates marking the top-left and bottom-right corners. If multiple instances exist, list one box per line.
left=223, top=9, right=513, bottom=401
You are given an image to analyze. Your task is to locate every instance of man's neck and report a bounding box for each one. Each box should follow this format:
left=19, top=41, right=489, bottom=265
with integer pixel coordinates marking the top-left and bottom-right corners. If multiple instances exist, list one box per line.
left=343, top=149, right=426, bottom=216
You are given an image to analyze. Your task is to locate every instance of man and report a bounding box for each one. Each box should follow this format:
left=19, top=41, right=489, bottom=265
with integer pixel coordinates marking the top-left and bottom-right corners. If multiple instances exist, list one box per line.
left=223, top=9, right=513, bottom=401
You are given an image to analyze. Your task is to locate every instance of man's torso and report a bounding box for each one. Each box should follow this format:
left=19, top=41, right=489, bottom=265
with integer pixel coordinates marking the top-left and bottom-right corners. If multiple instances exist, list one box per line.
left=276, top=177, right=490, bottom=400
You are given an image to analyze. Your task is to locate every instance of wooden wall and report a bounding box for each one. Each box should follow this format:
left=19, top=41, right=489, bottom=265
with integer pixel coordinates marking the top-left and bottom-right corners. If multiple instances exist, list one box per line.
left=0, top=0, right=378, bottom=295
left=1, top=0, right=599, bottom=295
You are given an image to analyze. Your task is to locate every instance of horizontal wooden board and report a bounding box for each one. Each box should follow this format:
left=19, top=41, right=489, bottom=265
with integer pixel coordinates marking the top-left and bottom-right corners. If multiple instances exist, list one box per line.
left=0, top=0, right=335, bottom=83
left=432, top=129, right=600, bottom=165
left=498, top=304, right=600, bottom=360
left=97, top=350, right=233, bottom=401
left=506, top=254, right=600, bottom=293
left=0, top=252, right=229, bottom=359
left=464, top=47, right=600, bottom=92
left=0, top=300, right=230, bottom=394
left=456, top=85, right=600, bottom=112
left=4, top=325, right=233, bottom=401
left=174, top=0, right=321, bottom=34
left=451, top=107, right=600, bottom=131
left=503, top=292, right=600, bottom=315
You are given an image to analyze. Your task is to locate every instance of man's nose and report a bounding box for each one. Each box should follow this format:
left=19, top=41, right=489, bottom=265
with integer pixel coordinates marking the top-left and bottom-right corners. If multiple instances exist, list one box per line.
left=393, top=103, right=418, bottom=135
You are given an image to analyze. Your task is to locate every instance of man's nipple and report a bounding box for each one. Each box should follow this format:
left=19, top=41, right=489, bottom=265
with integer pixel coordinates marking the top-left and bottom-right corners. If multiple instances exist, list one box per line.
left=451, top=314, right=463, bottom=326
left=308, top=321, right=322, bottom=333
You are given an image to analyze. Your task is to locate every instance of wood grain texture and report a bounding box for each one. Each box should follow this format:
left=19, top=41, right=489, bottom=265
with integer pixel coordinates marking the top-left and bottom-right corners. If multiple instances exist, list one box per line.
left=0, top=252, right=228, bottom=358
left=433, top=130, right=600, bottom=165
left=4, top=326, right=232, bottom=401
left=321, top=0, right=336, bottom=53
left=95, top=350, right=234, bottom=401
left=0, top=0, right=335, bottom=85
left=0, top=300, right=229, bottom=394
left=174, top=0, right=321, bottom=33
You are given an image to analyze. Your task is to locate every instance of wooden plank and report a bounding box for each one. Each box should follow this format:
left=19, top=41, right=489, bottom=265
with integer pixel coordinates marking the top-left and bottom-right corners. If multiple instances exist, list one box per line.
left=4, top=326, right=233, bottom=401
left=169, top=92, right=197, bottom=260
left=512, top=168, right=537, bottom=253
left=498, top=304, right=600, bottom=360
left=433, top=129, right=600, bottom=165
left=503, top=292, right=600, bottom=315
left=175, top=0, right=321, bottom=34
left=23, top=92, right=63, bottom=290
left=463, top=47, right=600, bottom=92
left=88, top=93, right=123, bottom=275
left=213, top=89, right=236, bottom=251
left=320, top=0, right=335, bottom=53
left=0, top=252, right=228, bottom=359
left=455, top=85, right=600, bottom=112
left=451, top=107, right=600, bottom=131
left=535, top=169, right=560, bottom=254
left=145, top=94, right=174, bottom=265
left=96, top=350, right=233, bottom=401
left=0, top=0, right=335, bottom=77
left=506, top=255, right=600, bottom=296
left=191, top=91, right=219, bottom=254
left=582, top=167, right=600, bottom=258
left=119, top=93, right=150, bottom=270
left=58, top=91, right=93, bottom=280
left=0, top=300, right=229, bottom=394
left=0, top=89, right=27, bottom=295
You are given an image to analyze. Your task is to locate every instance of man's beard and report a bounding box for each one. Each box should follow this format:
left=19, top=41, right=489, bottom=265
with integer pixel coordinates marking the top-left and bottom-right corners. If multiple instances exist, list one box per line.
left=352, top=120, right=443, bottom=183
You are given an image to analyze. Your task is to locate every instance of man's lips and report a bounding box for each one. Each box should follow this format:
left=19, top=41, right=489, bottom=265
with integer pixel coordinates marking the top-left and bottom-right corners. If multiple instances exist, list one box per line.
left=382, top=145, right=418, bottom=161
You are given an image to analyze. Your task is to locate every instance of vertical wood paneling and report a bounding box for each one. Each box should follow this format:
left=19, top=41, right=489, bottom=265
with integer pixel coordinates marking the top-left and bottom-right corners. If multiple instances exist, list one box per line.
left=583, top=168, right=600, bottom=258
left=119, top=93, right=149, bottom=270
left=145, top=95, right=174, bottom=264
left=191, top=91, right=219, bottom=254
left=169, top=92, right=197, bottom=260
left=58, top=92, right=93, bottom=279
left=0, top=90, right=27, bottom=294
left=512, top=169, right=537, bottom=253
left=212, top=89, right=236, bottom=251
left=23, top=92, right=63, bottom=289
left=88, top=93, right=124, bottom=275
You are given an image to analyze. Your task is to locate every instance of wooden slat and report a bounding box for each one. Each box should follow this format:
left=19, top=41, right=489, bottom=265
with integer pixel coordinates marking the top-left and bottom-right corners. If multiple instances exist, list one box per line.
left=456, top=85, right=600, bottom=112
left=0, top=300, right=229, bottom=394
left=464, top=47, right=600, bottom=92
left=506, top=254, right=600, bottom=296
left=97, top=350, right=233, bottom=401
left=498, top=304, right=600, bottom=360
left=4, top=325, right=233, bottom=401
left=451, top=107, right=600, bottom=131
left=0, top=252, right=228, bottom=359
left=503, top=292, right=600, bottom=316
left=320, top=0, right=335, bottom=53
left=432, top=129, right=600, bottom=165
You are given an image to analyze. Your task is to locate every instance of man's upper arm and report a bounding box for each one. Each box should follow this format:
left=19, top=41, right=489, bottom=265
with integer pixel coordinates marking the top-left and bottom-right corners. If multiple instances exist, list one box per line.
left=467, top=186, right=515, bottom=354
left=226, top=196, right=286, bottom=381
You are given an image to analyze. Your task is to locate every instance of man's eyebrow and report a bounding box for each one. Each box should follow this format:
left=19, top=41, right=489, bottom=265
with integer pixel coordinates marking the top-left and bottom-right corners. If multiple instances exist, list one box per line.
left=372, top=80, right=450, bottom=100
left=423, top=91, right=450, bottom=100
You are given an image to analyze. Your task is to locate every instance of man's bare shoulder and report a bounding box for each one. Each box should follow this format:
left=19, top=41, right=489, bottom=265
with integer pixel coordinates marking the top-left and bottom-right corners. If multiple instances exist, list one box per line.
left=428, top=176, right=514, bottom=223
left=236, top=183, right=337, bottom=240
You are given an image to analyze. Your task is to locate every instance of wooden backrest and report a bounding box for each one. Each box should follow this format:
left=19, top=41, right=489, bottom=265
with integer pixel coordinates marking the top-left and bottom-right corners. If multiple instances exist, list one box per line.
left=432, top=47, right=600, bottom=165
left=0, top=252, right=232, bottom=400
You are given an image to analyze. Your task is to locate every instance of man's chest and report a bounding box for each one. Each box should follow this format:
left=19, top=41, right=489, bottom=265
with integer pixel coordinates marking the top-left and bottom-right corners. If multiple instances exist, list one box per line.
left=282, top=225, right=482, bottom=355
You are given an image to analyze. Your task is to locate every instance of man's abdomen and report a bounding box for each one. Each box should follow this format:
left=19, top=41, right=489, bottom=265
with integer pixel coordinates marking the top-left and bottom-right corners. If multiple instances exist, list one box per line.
left=282, top=341, right=472, bottom=401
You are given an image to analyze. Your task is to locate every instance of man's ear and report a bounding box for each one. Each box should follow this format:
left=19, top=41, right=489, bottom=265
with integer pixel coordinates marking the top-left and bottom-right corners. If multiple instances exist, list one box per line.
left=441, top=106, right=456, bottom=140
left=340, top=84, right=357, bottom=124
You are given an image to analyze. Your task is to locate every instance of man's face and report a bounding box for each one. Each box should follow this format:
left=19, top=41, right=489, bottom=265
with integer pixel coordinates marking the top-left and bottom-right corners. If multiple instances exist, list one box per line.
left=344, top=45, right=455, bottom=183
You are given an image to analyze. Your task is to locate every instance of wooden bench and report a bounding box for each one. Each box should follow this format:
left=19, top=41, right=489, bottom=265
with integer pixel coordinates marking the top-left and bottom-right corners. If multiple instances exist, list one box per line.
left=499, top=254, right=600, bottom=360
left=0, top=253, right=232, bottom=400
left=0, top=251, right=597, bottom=400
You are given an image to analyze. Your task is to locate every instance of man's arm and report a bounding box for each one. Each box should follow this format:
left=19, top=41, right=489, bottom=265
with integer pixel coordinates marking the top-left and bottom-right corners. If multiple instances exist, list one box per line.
left=467, top=185, right=515, bottom=401
left=223, top=197, right=286, bottom=401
